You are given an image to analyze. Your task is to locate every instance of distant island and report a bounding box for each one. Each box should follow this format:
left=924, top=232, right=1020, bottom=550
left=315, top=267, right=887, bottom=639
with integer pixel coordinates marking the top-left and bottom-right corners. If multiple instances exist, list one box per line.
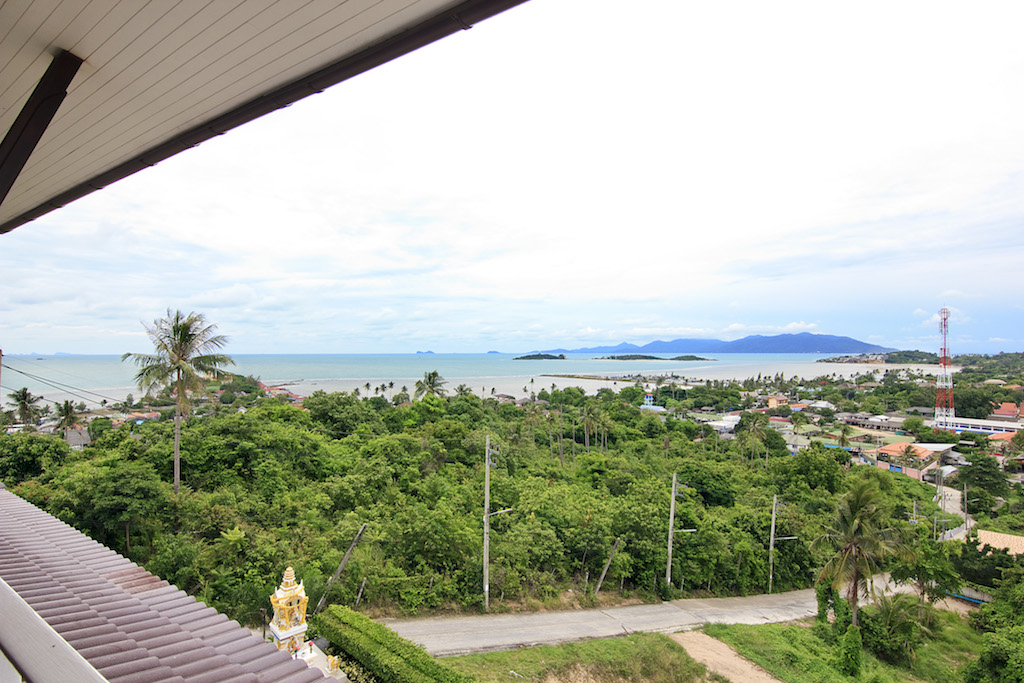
left=599, top=354, right=711, bottom=361
left=514, top=353, right=566, bottom=360
left=541, top=333, right=895, bottom=355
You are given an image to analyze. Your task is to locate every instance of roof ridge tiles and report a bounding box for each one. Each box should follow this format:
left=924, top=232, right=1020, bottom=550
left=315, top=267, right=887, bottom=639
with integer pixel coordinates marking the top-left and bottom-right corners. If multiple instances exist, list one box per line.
left=91, top=654, right=165, bottom=680
left=183, top=672, right=259, bottom=683
left=105, top=665, right=186, bottom=683
left=55, top=623, right=124, bottom=642
left=197, top=629, right=251, bottom=648
left=74, top=638, right=139, bottom=659
left=223, top=640, right=277, bottom=664
left=261, top=659, right=324, bottom=682
left=274, top=666, right=329, bottom=683
left=54, top=619, right=114, bottom=637
left=110, top=615, right=176, bottom=634
left=88, top=646, right=150, bottom=670
left=130, top=624, right=190, bottom=644
left=169, top=653, right=236, bottom=678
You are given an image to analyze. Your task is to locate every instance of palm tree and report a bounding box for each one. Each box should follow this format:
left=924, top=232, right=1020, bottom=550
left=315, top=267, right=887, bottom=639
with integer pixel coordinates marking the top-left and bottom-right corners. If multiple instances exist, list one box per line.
left=414, top=370, right=447, bottom=399
left=813, top=480, right=908, bottom=626
left=598, top=411, right=614, bottom=453
left=837, top=423, right=854, bottom=449
left=580, top=404, right=599, bottom=452
left=455, top=384, right=473, bottom=397
left=6, top=387, right=42, bottom=426
left=56, top=400, right=78, bottom=435
left=122, top=309, right=233, bottom=494
left=739, top=412, right=770, bottom=466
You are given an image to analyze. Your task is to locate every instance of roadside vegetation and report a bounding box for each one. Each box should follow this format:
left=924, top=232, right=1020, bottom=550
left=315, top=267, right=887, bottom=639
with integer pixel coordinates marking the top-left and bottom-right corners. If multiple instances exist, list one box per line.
left=446, top=633, right=707, bottom=683
left=707, top=608, right=986, bottom=683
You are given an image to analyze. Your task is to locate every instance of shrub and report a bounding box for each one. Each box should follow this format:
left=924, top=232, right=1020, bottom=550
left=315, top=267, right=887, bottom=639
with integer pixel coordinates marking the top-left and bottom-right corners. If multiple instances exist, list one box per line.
left=832, top=596, right=851, bottom=640
left=815, top=582, right=832, bottom=623
left=835, top=624, right=862, bottom=677
left=314, top=605, right=473, bottom=683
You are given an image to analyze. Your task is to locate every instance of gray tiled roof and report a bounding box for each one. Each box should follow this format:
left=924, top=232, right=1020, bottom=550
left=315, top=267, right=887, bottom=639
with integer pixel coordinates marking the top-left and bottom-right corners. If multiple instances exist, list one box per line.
left=0, top=486, right=325, bottom=682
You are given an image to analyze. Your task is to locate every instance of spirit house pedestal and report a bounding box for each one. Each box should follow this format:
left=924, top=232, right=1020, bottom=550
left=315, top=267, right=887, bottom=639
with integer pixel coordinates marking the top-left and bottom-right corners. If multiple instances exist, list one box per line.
left=269, top=567, right=309, bottom=656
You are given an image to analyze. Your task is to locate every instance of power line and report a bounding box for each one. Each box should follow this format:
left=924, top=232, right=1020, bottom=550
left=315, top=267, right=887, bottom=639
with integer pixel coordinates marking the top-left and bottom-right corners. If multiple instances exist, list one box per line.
left=2, top=355, right=120, bottom=387
left=1, top=363, right=122, bottom=405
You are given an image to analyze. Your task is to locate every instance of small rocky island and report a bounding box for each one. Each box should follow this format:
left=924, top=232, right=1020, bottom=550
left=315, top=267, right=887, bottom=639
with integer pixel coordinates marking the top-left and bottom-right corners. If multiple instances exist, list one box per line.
left=599, top=354, right=712, bottom=361
left=514, top=353, right=567, bottom=360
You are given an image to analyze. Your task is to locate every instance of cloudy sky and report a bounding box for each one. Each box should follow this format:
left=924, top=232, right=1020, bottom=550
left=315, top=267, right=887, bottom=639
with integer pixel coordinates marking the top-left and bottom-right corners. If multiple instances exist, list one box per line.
left=3, top=0, right=1024, bottom=355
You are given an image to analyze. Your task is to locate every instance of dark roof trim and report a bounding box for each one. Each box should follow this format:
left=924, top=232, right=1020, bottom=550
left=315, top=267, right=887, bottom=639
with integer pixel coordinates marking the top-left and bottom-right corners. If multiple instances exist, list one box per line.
left=0, top=0, right=530, bottom=235
left=0, top=50, right=83, bottom=209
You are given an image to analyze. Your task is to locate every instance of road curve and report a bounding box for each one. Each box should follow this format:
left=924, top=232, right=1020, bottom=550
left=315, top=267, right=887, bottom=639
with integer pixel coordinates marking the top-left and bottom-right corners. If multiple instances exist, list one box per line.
left=381, top=588, right=817, bottom=657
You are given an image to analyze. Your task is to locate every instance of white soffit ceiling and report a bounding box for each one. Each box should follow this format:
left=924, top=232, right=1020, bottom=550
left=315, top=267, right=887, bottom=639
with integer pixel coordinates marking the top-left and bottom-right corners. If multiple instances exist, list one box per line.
left=0, top=0, right=527, bottom=234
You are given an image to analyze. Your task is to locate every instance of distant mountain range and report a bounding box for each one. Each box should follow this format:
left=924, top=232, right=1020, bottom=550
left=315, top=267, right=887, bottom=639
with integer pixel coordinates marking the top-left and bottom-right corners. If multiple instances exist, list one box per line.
left=540, top=333, right=896, bottom=355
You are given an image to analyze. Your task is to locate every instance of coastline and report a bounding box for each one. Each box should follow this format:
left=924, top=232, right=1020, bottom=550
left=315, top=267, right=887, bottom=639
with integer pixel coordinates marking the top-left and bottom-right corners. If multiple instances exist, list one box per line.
left=256, top=360, right=938, bottom=402
left=2, top=353, right=942, bottom=408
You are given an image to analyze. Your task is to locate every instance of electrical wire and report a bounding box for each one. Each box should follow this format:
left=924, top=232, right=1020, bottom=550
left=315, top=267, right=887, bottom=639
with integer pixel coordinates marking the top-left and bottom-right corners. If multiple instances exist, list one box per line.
left=1, top=363, right=122, bottom=405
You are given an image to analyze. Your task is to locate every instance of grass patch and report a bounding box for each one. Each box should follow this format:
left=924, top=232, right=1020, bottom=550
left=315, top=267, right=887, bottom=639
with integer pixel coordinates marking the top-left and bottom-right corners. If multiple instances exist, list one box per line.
left=446, top=633, right=706, bottom=683
left=706, top=610, right=983, bottom=683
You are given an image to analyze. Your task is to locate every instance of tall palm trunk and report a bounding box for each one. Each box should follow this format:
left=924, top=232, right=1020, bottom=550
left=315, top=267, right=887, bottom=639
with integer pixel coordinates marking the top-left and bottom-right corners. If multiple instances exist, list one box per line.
left=173, top=403, right=181, bottom=495
left=848, top=567, right=861, bottom=626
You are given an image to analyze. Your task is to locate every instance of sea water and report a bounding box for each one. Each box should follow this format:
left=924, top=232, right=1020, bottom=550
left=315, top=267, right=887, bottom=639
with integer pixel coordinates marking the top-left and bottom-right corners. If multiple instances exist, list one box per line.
left=1, top=352, right=904, bottom=408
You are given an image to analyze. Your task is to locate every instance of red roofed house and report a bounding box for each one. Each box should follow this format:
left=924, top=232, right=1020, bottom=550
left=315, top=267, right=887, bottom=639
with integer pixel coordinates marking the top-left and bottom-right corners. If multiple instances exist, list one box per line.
left=872, top=442, right=941, bottom=481
left=992, top=402, right=1021, bottom=421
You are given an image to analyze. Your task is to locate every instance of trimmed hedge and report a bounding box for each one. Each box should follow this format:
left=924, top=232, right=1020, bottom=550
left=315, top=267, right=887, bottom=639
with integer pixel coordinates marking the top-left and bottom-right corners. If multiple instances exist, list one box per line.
left=314, top=605, right=475, bottom=683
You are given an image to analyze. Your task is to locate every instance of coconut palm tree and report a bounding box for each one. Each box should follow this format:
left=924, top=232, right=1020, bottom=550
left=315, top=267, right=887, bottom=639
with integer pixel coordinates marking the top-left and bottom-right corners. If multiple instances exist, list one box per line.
left=739, top=412, right=770, bottom=466
left=56, top=400, right=78, bottom=435
left=837, top=423, right=854, bottom=449
left=580, top=404, right=599, bottom=452
left=6, top=387, right=43, bottom=426
left=122, top=309, right=233, bottom=494
left=813, top=480, right=909, bottom=626
left=414, top=370, right=447, bottom=399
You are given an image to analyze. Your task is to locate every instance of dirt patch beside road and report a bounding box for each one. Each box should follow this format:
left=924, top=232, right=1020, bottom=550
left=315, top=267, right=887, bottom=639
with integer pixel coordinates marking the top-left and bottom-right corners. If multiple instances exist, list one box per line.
left=670, top=631, right=782, bottom=683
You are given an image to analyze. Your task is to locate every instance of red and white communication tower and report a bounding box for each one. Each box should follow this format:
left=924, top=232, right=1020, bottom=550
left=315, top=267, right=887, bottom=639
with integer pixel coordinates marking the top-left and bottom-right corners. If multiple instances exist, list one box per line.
left=934, top=307, right=955, bottom=430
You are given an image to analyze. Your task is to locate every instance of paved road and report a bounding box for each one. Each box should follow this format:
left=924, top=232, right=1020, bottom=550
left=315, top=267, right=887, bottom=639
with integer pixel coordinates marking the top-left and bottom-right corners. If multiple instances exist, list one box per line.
left=381, top=588, right=816, bottom=657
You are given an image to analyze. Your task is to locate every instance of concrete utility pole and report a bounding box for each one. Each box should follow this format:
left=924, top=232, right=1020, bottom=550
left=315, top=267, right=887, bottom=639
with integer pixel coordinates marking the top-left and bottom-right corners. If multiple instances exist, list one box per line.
left=768, top=494, right=798, bottom=594
left=666, top=473, right=677, bottom=587
left=593, top=537, right=622, bottom=597
left=665, top=473, right=695, bottom=588
left=483, top=436, right=511, bottom=611
left=964, top=480, right=970, bottom=532
left=484, top=435, right=492, bottom=611
left=314, top=522, right=367, bottom=614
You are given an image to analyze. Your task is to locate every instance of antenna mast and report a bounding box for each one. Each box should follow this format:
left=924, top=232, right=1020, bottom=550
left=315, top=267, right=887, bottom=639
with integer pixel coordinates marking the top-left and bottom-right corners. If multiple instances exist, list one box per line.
left=934, top=307, right=955, bottom=430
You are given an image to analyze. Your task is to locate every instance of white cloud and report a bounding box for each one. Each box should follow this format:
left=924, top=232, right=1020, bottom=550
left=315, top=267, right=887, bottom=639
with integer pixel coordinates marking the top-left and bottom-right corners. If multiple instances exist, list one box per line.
left=3, top=1, right=1024, bottom=354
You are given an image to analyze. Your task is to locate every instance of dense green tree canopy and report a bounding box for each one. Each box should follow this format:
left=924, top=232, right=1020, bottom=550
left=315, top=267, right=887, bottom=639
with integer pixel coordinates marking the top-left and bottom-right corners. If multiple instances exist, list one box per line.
left=1, top=379, right=962, bottom=627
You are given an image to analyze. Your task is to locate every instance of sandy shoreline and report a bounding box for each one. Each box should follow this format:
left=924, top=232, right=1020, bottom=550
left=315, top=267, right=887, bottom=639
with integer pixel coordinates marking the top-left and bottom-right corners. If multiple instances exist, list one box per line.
left=264, top=361, right=937, bottom=402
